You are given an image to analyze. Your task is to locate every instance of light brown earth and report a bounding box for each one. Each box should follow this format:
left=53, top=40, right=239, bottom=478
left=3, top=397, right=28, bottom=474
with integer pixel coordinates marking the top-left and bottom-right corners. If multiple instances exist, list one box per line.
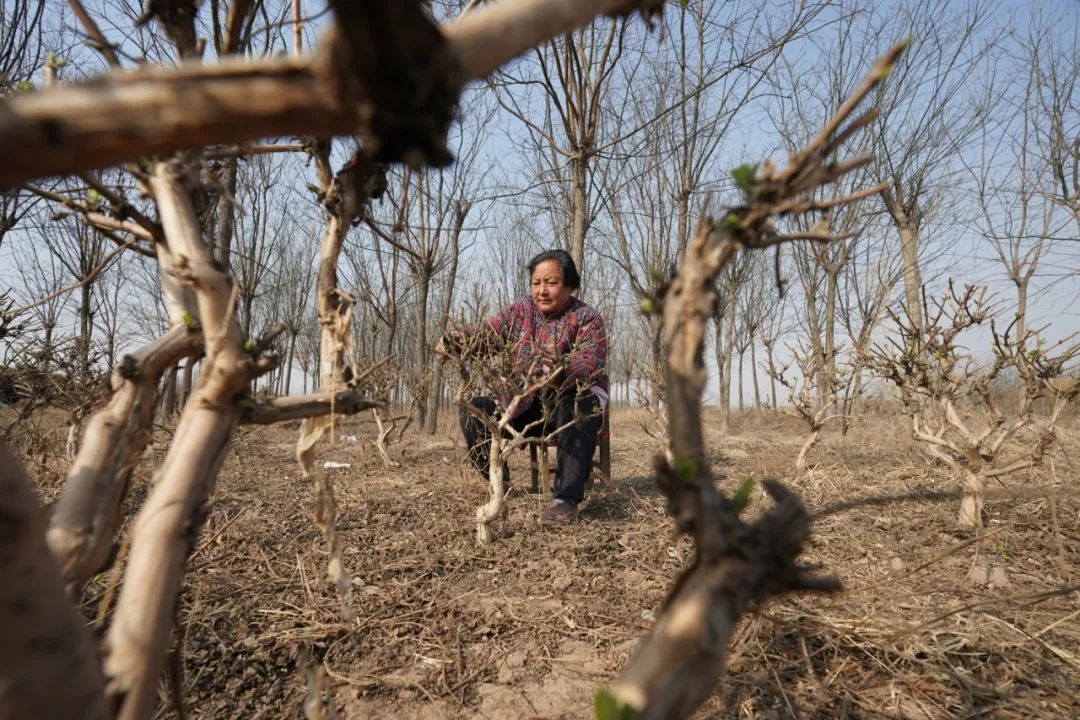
left=18, top=407, right=1080, bottom=719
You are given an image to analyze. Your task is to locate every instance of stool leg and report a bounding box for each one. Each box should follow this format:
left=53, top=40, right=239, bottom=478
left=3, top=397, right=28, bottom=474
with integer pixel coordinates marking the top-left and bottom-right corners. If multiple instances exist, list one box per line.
left=529, top=443, right=540, bottom=494
left=600, top=432, right=611, bottom=483
left=540, top=444, right=553, bottom=494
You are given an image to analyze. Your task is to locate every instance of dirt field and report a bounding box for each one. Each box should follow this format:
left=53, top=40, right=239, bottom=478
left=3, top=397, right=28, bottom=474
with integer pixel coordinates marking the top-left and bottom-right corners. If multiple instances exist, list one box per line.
left=23, top=408, right=1080, bottom=719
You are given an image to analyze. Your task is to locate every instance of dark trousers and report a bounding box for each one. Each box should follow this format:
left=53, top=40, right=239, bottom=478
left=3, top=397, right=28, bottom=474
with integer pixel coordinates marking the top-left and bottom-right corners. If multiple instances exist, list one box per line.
left=460, top=391, right=603, bottom=505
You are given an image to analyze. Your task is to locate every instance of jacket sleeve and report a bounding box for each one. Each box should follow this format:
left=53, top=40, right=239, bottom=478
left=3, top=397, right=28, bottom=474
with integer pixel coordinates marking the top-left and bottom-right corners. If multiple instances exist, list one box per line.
left=565, top=308, right=607, bottom=387
left=486, top=298, right=523, bottom=338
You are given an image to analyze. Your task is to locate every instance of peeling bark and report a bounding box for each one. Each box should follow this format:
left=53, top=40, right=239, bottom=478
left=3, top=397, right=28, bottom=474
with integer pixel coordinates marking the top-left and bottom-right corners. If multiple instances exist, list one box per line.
left=104, top=161, right=249, bottom=720
left=475, top=435, right=507, bottom=546
left=46, top=325, right=201, bottom=588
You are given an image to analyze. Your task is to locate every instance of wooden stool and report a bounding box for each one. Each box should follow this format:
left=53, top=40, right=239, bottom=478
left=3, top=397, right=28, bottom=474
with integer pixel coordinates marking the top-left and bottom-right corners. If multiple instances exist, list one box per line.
left=528, top=407, right=611, bottom=494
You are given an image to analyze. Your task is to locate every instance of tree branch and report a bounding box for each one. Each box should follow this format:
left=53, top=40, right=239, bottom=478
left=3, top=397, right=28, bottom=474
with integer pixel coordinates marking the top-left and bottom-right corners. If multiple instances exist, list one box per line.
left=604, top=41, right=908, bottom=720
left=0, top=0, right=670, bottom=188
left=46, top=324, right=203, bottom=588
left=243, top=390, right=381, bottom=424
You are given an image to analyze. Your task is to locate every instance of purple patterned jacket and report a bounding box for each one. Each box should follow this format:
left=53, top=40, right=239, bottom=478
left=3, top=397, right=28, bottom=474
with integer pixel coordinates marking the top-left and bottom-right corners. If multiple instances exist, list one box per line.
left=485, top=296, right=608, bottom=418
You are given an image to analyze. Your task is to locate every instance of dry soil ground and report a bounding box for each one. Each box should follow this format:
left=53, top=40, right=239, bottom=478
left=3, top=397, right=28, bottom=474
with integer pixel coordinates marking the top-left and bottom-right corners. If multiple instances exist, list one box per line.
left=21, top=408, right=1080, bottom=719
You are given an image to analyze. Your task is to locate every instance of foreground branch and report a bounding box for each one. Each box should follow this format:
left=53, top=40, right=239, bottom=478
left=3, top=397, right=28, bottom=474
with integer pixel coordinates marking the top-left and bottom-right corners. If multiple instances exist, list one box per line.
left=0, top=0, right=666, bottom=188
left=103, top=161, right=248, bottom=720
left=609, top=478, right=841, bottom=717
left=46, top=324, right=202, bottom=588
left=0, top=444, right=106, bottom=720
left=603, top=42, right=908, bottom=719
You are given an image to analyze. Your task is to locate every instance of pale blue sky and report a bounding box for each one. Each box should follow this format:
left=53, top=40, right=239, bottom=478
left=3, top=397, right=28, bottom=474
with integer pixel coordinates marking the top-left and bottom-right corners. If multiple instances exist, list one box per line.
left=1, top=0, right=1077, bottom=404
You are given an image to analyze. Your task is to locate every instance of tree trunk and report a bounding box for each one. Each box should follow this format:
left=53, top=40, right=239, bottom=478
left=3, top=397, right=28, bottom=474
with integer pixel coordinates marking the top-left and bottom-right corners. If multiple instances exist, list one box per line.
left=570, top=155, right=588, bottom=284
left=216, top=157, right=238, bottom=270
left=958, top=468, right=985, bottom=529
left=650, top=332, right=663, bottom=413
left=675, top=189, right=690, bottom=267
left=737, top=348, right=744, bottom=412
left=413, top=267, right=430, bottom=427
left=160, top=365, right=178, bottom=420
left=284, top=331, right=297, bottom=395
left=713, top=314, right=730, bottom=434
left=898, top=221, right=923, bottom=330
left=476, top=434, right=508, bottom=546
left=180, top=358, right=196, bottom=407
left=766, top=343, right=778, bottom=411
left=721, top=281, right=736, bottom=433
left=749, top=339, right=761, bottom=409
left=824, top=268, right=839, bottom=414
left=79, top=281, right=93, bottom=375
left=425, top=201, right=469, bottom=434
left=1014, top=278, right=1028, bottom=340
left=241, top=296, right=254, bottom=340
left=795, top=427, right=820, bottom=476
left=42, top=322, right=54, bottom=375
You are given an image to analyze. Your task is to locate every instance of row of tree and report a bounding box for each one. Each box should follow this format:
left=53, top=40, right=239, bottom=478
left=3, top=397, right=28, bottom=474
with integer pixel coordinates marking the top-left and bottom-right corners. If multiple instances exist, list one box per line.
left=2, top=0, right=1077, bottom=434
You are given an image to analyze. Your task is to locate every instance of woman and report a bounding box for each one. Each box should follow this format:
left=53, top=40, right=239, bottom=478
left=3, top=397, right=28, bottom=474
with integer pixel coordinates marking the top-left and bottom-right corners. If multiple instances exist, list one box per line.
left=447, top=249, right=608, bottom=524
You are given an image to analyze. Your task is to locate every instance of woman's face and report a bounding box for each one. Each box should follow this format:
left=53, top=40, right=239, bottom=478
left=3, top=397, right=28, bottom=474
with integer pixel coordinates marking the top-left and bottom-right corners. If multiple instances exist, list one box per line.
left=531, top=259, right=574, bottom=316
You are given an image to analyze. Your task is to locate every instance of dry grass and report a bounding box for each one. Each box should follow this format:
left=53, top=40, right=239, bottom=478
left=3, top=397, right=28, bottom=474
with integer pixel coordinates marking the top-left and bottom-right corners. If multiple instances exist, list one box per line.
left=13, top=406, right=1080, bottom=718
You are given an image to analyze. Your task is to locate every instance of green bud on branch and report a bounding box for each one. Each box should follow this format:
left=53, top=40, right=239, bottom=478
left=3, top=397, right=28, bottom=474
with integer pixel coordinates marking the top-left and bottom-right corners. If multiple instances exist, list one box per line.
left=594, top=691, right=638, bottom=720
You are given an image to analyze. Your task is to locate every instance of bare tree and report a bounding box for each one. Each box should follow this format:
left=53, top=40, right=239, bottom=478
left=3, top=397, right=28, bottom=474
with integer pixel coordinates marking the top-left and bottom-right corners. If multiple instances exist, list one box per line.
left=972, top=81, right=1055, bottom=341
left=759, top=288, right=789, bottom=411
left=231, top=153, right=292, bottom=338
left=836, top=224, right=903, bottom=426
left=868, top=0, right=1001, bottom=328
left=273, top=228, right=318, bottom=394
left=654, top=0, right=828, bottom=264
left=605, top=107, right=680, bottom=411
left=767, top=342, right=851, bottom=474
left=489, top=16, right=632, bottom=278
left=423, top=197, right=473, bottom=432
left=1024, top=14, right=1080, bottom=233
left=713, top=251, right=753, bottom=432
left=0, top=0, right=47, bottom=250
left=364, top=96, right=488, bottom=429
left=735, top=255, right=772, bottom=410
left=862, top=283, right=1079, bottom=528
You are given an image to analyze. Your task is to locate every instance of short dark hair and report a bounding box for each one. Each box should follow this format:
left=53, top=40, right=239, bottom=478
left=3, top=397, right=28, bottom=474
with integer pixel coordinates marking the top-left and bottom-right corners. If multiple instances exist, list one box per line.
left=526, top=249, right=580, bottom=290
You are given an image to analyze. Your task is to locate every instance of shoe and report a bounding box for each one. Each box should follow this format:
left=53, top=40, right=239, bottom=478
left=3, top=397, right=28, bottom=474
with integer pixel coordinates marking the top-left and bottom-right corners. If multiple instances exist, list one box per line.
left=540, top=499, right=577, bottom=524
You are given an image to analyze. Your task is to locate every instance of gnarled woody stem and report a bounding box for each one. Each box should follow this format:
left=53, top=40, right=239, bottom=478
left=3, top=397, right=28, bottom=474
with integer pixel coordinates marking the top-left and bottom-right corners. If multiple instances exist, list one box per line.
left=104, top=161, right=248, bottom=720
left=604, top=41, right=909, bottom=718
left=46, top=323, right=201, bottom=588
left=47, top=217, right=199, bottom=590
left=294, top=148, right=385, bottom=626
left=243, top=390, right=380, bottom=424
left=611, top=477, right=839, bottom=717
left=607, top=221, right=844, bottom=720
left=958, top=467, right=985, bottom=529
left=475, top=434, right=507, bottom=546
